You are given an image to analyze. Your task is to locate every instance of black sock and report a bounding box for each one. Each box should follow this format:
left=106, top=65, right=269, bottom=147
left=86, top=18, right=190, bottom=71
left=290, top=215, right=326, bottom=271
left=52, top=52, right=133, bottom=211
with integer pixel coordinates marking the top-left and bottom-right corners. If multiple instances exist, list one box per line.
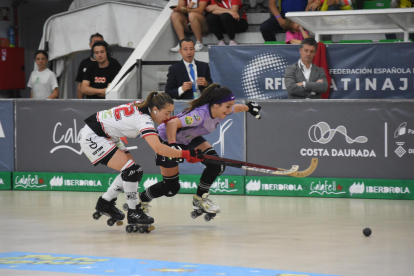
left=140, top=181, right=164, bottom=202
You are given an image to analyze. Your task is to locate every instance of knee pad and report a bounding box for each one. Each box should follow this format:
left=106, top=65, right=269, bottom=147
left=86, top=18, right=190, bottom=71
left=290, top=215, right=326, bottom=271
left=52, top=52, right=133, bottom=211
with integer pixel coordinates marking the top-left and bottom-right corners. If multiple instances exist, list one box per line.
left=203, top=148, right=225, bottom=176
left=162, top=174, right=181, bottom=197
left=121, top=162, right=143, bottom=183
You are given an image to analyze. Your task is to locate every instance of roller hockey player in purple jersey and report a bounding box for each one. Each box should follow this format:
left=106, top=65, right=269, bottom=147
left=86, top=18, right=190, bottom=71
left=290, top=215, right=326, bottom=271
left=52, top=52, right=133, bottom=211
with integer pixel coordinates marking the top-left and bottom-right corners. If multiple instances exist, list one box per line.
left=78, top=92, right=203, bottom=233
left=138, top=84, right=261, bottom=221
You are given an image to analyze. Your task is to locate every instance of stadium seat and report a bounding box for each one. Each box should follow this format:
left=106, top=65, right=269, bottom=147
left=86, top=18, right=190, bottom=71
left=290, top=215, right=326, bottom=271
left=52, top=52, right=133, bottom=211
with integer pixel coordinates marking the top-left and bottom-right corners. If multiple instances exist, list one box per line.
left=339, top=40, right=372, bottom=43
left=363, top=1, right=391, bottom=9
left=264, top=41, right=286, bottom=45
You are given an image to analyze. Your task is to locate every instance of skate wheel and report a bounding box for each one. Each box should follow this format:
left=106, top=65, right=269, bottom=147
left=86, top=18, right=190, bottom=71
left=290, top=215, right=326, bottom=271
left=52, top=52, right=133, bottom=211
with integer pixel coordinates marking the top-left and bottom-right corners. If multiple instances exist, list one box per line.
left=133, top=226, right=138, bottom=232
left=122, top=203, right=128, bottom=211
left=138, top=226, right=146, bottom=233
left=190, top=211, right=198, bottom=219
left=107, top=219, right=116, bottom=226
left=146, top=225, right=155, bottom=233
left=204, top=214, right=212, bottom=222
left=116, top=221, right=123, bottom=226
left=126, top=225, right=133, bottom=233
left=92, top=212, right=101, bottom=220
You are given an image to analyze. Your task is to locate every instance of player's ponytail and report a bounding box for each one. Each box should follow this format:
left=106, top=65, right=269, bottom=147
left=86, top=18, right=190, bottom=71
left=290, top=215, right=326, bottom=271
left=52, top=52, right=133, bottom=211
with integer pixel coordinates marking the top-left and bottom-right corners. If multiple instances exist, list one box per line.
left=183, top=83, right=234, bottom=114
left=133, top=91, right=174, bottom=111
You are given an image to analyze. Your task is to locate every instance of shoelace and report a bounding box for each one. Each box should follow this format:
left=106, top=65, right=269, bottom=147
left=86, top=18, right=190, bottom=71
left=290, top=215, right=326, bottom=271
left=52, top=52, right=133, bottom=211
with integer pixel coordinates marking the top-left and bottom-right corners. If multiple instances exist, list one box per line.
left=141, top=203, right=151, bottom=214
left=203, top=197, right=216, bottom=208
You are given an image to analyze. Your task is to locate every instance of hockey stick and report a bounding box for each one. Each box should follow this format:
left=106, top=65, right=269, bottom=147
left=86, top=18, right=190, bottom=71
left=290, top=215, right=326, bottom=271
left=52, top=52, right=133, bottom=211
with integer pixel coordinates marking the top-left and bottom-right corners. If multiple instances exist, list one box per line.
left=201, top=155, right=299, bottom=176
left=278, top=158, right=318, bottom=178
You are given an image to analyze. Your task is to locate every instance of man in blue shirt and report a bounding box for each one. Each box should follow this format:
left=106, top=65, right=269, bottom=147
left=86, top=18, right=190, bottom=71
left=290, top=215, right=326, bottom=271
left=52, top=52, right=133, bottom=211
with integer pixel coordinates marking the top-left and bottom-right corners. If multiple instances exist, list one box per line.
left=260, top=0, right=308, bottom=41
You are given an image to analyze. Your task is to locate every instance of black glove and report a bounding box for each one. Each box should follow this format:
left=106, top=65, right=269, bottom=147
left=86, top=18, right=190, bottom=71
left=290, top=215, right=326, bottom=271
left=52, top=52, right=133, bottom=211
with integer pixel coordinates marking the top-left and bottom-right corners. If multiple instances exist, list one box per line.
left=169, top=143, right=183, bottom=163
left=247, top=101, right=261, bottom=119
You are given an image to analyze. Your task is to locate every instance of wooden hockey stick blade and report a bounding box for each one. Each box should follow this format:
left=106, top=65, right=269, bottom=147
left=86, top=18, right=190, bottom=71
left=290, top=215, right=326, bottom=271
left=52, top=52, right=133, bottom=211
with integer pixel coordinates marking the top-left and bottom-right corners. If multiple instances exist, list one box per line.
left=279, top=158, right=318, bottom=178
left=201, top=155, right=299, bottom=175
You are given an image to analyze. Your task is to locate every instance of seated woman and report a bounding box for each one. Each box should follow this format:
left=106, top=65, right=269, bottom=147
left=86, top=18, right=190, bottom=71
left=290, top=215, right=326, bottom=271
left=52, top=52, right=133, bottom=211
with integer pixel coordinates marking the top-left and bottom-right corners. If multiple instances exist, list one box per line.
left=170, top=0, right=210, bottom=52
left=205, top=0, right=248, bottom=46
left=283, top=18, right=309, bottom=44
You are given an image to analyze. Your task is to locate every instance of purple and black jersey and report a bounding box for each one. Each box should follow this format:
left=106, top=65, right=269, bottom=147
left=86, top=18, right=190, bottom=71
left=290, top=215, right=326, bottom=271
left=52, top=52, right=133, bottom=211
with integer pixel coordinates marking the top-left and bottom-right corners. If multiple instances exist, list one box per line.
left=157, top=104, right=234, bottom=145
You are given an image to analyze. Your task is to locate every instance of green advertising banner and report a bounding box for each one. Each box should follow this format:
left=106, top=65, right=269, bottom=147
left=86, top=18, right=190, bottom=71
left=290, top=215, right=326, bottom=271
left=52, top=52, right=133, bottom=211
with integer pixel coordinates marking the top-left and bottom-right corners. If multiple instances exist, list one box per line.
left=12, top=172, right=244, bottom=195
left=0, top=172, right=11, bottom=190
left=245, top=176, right=414, bottom=200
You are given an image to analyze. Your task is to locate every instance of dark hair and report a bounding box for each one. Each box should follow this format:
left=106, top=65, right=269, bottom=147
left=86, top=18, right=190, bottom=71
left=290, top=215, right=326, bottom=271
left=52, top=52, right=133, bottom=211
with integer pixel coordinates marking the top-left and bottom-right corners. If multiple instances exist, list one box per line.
left=183, top=83, right=233, bottom=114
left=34, top=50, right=48, bottom=59
left=91, top=41, right=112, bottom=57
left=283, top=18, right=296, bottom=33
left=133, top=91, right=174, bottom=111
left=300, top=37, right=318, bottom=50
left=179, top=37, right=195, bottom=49
left=90, top=33, right=104, bottom=43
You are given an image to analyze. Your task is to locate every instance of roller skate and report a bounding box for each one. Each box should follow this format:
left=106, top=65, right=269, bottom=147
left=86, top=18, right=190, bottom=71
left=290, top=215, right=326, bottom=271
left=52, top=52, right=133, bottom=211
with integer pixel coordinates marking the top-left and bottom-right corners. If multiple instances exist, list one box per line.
left=124, top=204, right=155, bottom=234
left=92, top=197, right=125, bottom=226
left=190, top=193, right=220, bottom=222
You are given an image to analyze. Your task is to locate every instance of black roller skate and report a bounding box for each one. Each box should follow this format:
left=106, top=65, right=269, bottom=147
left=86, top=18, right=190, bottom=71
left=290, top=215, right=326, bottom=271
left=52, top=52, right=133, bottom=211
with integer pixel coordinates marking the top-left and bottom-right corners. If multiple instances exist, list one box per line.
left=124, top=204, right=155, bottom=234
left=190, top=193, right=220, bottom=222
left=92, top=197, right=125, bottom=226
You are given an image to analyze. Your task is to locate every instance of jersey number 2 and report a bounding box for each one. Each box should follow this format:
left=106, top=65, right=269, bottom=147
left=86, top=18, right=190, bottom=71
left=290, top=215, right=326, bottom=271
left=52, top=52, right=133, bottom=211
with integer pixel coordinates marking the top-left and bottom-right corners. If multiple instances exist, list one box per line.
left=114, top=104, right=135, bottom=120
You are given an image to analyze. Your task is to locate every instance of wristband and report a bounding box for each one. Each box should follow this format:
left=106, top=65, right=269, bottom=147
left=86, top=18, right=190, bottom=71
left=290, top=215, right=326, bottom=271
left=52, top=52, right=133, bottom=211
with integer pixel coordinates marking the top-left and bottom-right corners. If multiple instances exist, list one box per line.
left=275, top=15, right=281, bottom=19
left=181, top=150, right=189, bottom=159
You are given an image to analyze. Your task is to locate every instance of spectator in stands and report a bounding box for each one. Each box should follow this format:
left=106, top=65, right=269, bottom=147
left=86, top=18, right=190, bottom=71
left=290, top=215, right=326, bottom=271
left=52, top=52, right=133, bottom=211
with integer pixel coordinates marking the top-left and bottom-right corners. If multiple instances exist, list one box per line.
left=81, top=41, right=121, bottom=99
left=385, top=0, right=414, bottom=41
left=76, top=33, right=121, bottom=99
left=284, top=38, right=327, bottom=99
left=247, top=0, right=268, bottom=13
left=205, top=0, right=248, bottom=45
left=170, top=0, right=210, bottom=52
left=260, top=0, right=307, bottom=42
left=165, top=38, right=212, bottom=99
left=27, top=50, right=59, bottom=99
left=284, top=18, right=309, bottom=44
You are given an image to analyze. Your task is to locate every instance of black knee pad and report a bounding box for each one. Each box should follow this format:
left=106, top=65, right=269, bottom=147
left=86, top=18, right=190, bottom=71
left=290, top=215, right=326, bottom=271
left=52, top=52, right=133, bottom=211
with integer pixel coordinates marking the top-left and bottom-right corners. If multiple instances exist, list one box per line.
left=121, top=163, right=143, bottom=182
left=162, top=174, right=181, bottom=197
left=202, top=148, right=225, bottom=175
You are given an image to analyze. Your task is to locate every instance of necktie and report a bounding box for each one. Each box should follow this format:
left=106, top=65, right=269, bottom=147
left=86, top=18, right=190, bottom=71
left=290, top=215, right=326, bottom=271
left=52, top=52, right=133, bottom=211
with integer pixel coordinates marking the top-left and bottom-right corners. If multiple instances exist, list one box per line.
left=189, top=64, right=197, bottom=99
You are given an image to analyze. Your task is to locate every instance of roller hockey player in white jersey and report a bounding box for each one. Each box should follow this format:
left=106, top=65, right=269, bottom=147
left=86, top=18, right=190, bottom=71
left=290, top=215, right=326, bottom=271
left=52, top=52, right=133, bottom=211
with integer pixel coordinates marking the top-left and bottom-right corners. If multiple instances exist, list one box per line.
left=138, top=84, right=262, bottom=222
left=78, top=92, right=204, bottom=232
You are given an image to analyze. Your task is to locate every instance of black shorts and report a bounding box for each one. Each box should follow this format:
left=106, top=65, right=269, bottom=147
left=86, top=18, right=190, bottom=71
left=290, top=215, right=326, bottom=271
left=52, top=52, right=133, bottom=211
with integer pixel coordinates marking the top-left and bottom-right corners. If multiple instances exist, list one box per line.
left=155, top=136, right=206, bottom=168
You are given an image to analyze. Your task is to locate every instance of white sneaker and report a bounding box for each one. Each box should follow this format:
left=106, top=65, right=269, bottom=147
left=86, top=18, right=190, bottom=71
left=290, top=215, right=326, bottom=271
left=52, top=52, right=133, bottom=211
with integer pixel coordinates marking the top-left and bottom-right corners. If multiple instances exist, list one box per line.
left=193, top=193, right=220, bottom=213
left=218, top=40, right=226, bottom=46
left=229, top=40, right=238, bottom=46
left=195, top=41, right=204, bottom=51
left=170, top=43, right=180, bottom=52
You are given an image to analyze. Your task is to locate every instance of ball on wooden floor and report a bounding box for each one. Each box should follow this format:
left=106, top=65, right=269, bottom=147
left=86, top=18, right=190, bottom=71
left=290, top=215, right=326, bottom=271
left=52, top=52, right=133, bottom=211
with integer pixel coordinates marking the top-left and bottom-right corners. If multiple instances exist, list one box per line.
left=363, top=227, right=372, bottom=237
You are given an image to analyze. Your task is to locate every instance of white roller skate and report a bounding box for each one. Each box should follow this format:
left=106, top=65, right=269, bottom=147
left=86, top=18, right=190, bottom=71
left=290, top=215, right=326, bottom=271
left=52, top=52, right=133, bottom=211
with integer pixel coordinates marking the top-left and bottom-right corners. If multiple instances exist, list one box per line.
left=123, top=202, right=155, bottom=234
left=92, top=197, right=124, bottom=226
left=191, top=193, right=220, bottom=222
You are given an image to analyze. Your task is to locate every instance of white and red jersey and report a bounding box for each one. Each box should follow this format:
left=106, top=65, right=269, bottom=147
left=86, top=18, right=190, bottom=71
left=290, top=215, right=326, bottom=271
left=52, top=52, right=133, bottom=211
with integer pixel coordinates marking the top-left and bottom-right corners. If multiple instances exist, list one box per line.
left=84, top=101, right=158, bottom=139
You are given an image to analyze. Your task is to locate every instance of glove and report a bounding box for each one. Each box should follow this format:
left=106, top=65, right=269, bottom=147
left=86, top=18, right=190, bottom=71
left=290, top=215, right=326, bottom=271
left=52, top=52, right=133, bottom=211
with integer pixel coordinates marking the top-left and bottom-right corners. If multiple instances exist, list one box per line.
left=247, top=101, right=261, bottom=119
left=169, top=143, right=184, bottom=163
left=181, top=149, right=204, bottom=163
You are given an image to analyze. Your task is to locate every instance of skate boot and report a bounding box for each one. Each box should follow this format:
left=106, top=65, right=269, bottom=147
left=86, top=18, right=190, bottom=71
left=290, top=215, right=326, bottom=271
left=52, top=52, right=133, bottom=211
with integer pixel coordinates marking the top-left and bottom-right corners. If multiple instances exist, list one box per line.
left=190, top=193, right=220, bottom=222
left=125, top=206, right=155, bottom=234
left=92, top=197, right=125, bottom=226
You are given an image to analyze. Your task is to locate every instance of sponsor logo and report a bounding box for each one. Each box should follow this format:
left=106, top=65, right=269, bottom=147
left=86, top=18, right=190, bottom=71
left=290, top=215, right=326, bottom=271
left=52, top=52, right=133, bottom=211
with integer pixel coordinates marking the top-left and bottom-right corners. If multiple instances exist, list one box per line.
left=184, top=116, right=193, bottom=125
left=50, top=176, right=102, bottom=188
left=0, top=120, right=5, bottom=138
left=126, top=192, right=137, bottom=200
left=394, top=122, right=407, bottom=138
left=211, top=119, right=233, bottom=156
left=92, top=146, right=104, bottom=156
left=51, top=119, right=83, bottom=155
left=0, top=254, right=109, bottom=265
left=349, top=182, right=410, bottom=195
left=245, top=179, right=303, bottom=194
left=15, top=175, right=46, bottom=189
left=393, top=122, right=414, bottom=157
left=94, top=77, right=107, bottom=83
left=210, top=178, right=237, bottom=193
left=0, top=178, right=4, bottom=185
left=395, top=144, right=406, bottom=158
left=302, top=122, right=375, bottom=158
left=194, top=114, right=201, bottom=121
left=87, top=138, right=98, bottom=149
left=309, top=180, right=345, bottom=195
left=309, top=122, right=368, bottom=144
left=179, top=180, right=198, bottom=189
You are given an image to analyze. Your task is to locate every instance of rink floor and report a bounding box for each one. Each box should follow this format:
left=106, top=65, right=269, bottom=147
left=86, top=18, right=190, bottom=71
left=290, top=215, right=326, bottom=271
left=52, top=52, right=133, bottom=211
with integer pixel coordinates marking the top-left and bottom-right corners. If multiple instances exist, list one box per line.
left=0, top=190, right=413, bottom=276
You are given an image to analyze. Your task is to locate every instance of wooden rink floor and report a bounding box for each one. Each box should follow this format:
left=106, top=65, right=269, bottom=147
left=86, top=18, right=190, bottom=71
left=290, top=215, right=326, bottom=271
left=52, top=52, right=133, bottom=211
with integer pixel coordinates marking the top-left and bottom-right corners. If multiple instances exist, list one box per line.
left=0, top=190, right=413, bottom=276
